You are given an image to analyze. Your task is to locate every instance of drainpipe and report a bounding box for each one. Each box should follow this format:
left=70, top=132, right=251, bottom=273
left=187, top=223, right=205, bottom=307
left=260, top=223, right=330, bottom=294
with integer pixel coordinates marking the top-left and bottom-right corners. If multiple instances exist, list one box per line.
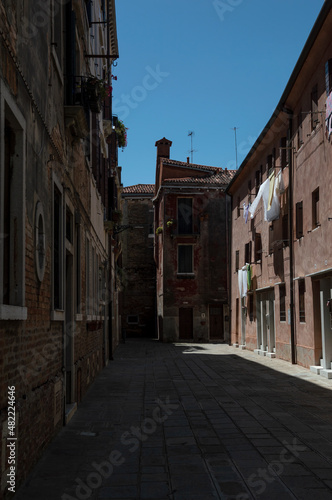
left=287, top=111, right=296, bottom=364
left=226, top=191, right=232, bottom=344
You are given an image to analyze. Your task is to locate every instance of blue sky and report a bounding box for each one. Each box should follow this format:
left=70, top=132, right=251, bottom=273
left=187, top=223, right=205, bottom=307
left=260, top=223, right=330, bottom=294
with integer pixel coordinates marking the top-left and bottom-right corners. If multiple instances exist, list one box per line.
left=114, top=0, right=325, bottom=187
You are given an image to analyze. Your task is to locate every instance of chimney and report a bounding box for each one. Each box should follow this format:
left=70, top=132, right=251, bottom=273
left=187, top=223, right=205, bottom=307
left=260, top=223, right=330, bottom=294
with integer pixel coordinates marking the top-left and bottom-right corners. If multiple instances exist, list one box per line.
left=155, top=137, right=172, bottom=166
left=187, top=157, right=190, bottom=164
left=224, top=167, right=228, bottom=173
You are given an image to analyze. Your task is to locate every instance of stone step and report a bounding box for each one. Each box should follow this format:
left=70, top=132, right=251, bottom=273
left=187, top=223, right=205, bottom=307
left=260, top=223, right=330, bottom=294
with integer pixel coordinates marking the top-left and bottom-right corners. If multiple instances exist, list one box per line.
left=320, top=369, right=332, bottom=379
left=310, top=365, right=322, bottom=375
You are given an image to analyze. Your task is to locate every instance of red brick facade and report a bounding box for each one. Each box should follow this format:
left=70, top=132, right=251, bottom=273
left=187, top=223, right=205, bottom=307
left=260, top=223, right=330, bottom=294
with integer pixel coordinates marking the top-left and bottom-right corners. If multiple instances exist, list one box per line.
left=0, top=0, right=121, bottom=495
left=154, top=139, right=235, bottom=342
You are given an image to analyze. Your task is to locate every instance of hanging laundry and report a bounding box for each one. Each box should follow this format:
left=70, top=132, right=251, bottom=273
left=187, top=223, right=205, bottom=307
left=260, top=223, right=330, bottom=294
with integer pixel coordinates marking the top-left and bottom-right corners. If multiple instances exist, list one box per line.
left=243, top=203, right=249, bottom=224
left=238, top=266, right=248, bottom=298
left=249, top=171, right=283, bottom=223
left=242, top=265, right=248, bottom=298
left=247, top=264, right=252, bottom=290
left=275, top=169, right=285, bottom=195
left=267, top=171, right=275, bottom=210
left=238, top=269, right=243, bottom=298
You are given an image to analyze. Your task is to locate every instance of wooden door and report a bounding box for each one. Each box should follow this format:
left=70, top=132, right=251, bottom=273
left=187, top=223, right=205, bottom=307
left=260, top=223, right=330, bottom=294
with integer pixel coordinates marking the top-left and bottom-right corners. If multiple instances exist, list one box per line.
left=179, top=308, right=193, bottom=339
left=209, top=306, right=224, bottom=340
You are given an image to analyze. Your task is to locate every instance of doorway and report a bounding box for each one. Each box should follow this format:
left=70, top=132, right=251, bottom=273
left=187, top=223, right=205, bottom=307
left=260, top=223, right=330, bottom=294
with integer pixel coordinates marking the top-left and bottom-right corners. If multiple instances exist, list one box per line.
left=209, top=305, right=224, bottom=340
left=65, top=252, right=75, bottom=403
left=179, top=308, right=193, bottom=340
left=319, top=277, right=332, bottom=369
left=257, top=290, right=275, bottom=353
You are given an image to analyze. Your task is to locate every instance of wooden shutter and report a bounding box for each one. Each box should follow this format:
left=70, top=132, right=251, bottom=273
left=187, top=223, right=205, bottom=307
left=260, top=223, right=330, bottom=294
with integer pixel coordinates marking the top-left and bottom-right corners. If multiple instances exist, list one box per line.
left=326, top=59, right=332, bottom=95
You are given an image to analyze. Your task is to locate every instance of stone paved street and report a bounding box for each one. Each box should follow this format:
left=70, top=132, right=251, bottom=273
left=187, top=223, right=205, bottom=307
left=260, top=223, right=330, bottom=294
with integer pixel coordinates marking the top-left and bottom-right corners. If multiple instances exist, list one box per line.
left=15, top=340, right=332, bottom=500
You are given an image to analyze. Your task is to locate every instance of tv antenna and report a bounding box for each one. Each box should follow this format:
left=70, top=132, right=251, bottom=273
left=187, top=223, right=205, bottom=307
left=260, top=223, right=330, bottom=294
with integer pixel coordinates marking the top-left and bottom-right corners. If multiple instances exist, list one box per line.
left=232, top=127, right=239, bottom=169
left=188, top=131, right=197, bottom=163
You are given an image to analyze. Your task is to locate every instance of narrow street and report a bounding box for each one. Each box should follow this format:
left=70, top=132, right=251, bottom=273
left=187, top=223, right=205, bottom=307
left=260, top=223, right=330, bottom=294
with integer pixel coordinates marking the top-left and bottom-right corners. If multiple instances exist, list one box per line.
left=15, top=340, right=332, bottom=500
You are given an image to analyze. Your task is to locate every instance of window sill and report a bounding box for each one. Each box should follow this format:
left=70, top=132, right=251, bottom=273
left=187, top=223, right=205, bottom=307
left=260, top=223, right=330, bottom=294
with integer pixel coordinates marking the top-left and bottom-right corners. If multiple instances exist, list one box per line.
left=0, top=305, right=27, bottom=321
left=51, top=310, right=65, bottom=321
left=177, top=273, right=195, bottom=279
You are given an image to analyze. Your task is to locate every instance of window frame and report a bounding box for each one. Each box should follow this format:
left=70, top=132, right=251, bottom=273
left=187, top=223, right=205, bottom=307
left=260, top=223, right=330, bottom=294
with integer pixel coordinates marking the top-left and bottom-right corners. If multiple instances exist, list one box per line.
left=312, top=188, right=320, bottom=229
left=279, top=284, right=286, bottom=322
left=52, top=174, right=64, bottom=317
left=0, top=82, right=27, bottom=320
left=299, top=279, right=306, bottom=323
left=177, top=197, right=193, bottom=235
left=177, top=244, right=194, bottom=275
left=296, top=201, right=303, bottom=239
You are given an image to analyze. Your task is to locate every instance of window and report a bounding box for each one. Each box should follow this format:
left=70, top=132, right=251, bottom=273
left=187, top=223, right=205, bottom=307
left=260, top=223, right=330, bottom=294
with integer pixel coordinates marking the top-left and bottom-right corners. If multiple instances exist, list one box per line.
left=326, top=59, right=332, bottom=95
left=85, top=0, right=92, bottom=26
left=235, top=250, right=239, bottom=271
left=178, top=198, right=193, bottom=234
left=299, top=279, right=306, bottom=323
left=255, top=169, right=261, bottom=195
left=297, top=109, right=303, bottom=148
left=75, top=214, right=81, bottom=314
left=254, top=233, right=262, bottom=262
left=127, top=315, right=139, bottom=324
left=53, top=182, right=64, bottom=310
left=237, top=196, right=241, bottom=218
left=178, top=245, right=193, bottom=274
left=311, top=85, right=318, bottom=131
left=269, top=223, right=274, bottom=254
left=249, top=294, right=254, bottom=322
left=312, top=188, right=319, bottom=229
left=282, top=214, right=289, bottom=246
left=86, top=237, right=91, bottom=316
left=244, top=242, right=251, bottom=265
left=280, top=137, right=287, bottom=169
left=35, top=202, right=46, bottom=283
left=0, top=86, right=26, bottom=319
left=296, top=201, right=303, bottom=239
left=66, top=206, right=73, bottom=243
left=52, top=0, right=63, bottom=67
left=279, top=284, right=286, bottom=322
left=266, top=154, right=273, bottom=176
left=248, top=180, right=252, bottom=204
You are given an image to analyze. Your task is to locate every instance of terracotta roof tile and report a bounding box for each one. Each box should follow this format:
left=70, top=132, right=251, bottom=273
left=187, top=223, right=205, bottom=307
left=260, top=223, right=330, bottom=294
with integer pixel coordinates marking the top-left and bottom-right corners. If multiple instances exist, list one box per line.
left=162, top=158, right=221, bottom=172
left=122, top=184, right=155, bottom=195
left=164, top=170, right=236, bottom=186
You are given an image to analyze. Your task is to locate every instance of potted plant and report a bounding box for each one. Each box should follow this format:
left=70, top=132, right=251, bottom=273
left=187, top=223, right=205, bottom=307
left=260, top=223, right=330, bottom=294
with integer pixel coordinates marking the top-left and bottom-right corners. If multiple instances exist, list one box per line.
left=114, top=119, right=128, bottom=149
left=85, top=76, right=110, bottom=113
left=156, top=226, right=163, bottom=235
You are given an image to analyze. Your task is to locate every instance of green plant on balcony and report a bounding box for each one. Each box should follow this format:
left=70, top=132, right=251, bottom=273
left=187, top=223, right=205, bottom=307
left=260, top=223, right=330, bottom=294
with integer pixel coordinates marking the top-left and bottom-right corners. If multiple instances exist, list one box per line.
left=114, top=119, right=128, bottom=149
left=156, top=226, right=163, bottom=235
left=166, top=219, right=174, bottom=228
left=85, top=76, right=110, bottom=113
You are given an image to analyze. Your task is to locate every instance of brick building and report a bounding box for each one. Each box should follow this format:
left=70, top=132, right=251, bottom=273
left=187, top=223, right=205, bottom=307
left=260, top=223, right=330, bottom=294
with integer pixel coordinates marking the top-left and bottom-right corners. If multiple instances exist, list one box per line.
left=154, top=138, right=235, bottom=342
left=227, top=0, right=332, bottom=374
left=121, top=184, right=157, bottom=338
left=0, top=0, right=123, bottom=494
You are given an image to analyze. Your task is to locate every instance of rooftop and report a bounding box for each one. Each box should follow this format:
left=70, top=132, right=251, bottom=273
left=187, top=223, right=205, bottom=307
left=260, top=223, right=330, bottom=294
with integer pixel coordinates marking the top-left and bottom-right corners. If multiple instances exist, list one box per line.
left=122, top=184, right=155, bottom=195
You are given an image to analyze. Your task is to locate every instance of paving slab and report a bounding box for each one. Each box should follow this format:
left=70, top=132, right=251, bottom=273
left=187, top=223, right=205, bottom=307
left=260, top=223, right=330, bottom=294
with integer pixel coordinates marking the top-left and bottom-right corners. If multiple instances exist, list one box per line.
left=14, top=340, right=332, bottom=499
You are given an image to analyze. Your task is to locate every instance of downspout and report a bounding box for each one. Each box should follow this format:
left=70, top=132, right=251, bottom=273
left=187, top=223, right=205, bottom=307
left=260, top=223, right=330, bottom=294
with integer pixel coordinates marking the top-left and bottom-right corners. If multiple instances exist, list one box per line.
left=226, top=191, right=232, bottom=344
left=287, top=111, right=296, bottom=364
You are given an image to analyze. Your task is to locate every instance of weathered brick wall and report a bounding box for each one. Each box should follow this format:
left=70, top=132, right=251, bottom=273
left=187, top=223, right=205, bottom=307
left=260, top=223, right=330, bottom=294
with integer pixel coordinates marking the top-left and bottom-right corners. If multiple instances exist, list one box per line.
left=0, top=0, right=111, bottom=495
left=121, top=196, right=156, bottom=337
